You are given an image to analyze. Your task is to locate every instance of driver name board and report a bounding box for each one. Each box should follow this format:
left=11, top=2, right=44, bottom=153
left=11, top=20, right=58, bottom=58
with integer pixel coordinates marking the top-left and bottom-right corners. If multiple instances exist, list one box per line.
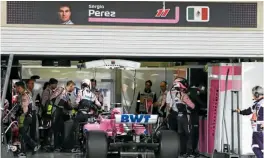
left=6, top=1, right=257, bottom=28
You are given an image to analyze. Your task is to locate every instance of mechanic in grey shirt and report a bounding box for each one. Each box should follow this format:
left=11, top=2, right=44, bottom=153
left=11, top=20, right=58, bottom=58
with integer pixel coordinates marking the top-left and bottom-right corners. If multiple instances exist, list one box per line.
left=58, top=4, right=74, bottom=25
left=156, top=81, right=168, bottom=118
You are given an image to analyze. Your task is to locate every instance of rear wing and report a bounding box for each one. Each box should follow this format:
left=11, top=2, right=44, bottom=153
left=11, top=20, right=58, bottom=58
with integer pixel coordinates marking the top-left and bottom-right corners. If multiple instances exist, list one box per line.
left=115, top=114, right=158, bottom=124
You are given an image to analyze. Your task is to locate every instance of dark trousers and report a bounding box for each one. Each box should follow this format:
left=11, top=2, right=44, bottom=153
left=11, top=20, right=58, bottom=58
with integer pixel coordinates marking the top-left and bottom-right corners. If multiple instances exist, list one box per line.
left=20, top=116, right=37, bottom=153
left=168, top=110, right=178, bottom=132
left=72, top=112, right=90, bottom=147
left=252, top=132, right=263, bottom=158
left=177, top=114, right=192, bottom=154
left=30, top=110, right=37, bottom=142
left=191, top=112, right=199, bottom=152
left=40, top=115, right=53, bottom=146
left=52, top=108, right=64, bottom=149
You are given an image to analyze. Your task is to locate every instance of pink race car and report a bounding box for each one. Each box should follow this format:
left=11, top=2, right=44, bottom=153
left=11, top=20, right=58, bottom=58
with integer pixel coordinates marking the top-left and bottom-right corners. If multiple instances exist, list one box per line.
left=82, top=107, right=180, bottom=158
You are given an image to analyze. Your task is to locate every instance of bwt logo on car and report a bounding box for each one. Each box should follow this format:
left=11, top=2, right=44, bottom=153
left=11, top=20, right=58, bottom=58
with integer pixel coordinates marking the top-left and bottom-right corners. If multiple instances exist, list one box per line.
left=88, top=4, right=116, bottom=17
left=115, top=114, right=158, bottom=124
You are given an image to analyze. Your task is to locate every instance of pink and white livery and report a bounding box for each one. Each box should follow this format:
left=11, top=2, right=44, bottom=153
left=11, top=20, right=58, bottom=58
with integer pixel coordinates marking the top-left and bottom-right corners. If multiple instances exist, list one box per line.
left=82, top=106, right=180, bottom=158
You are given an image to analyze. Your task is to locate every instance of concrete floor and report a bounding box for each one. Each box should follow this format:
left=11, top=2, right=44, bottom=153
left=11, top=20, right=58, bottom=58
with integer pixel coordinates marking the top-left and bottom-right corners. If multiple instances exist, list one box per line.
left=1, top=152, right=144, bottom=158
left=2, top=152, right=83, bottom=158
left=1, top=147, right=205, bottom=158
left=1, top=151, right=207, bottom=158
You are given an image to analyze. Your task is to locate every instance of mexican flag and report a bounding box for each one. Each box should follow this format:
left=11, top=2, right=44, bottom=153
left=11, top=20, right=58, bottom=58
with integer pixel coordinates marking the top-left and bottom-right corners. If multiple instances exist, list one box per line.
left=186, top=6, right=210, bottom=22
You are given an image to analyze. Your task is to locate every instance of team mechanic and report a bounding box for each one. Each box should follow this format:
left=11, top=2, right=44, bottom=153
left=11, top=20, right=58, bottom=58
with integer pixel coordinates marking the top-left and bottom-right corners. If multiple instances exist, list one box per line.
left=235, top=86, right=264, bottom=158
left=51, top=80, right=76, bottom=152
left=188, top=84, right=207, bottom=156
left=166, top=77, right=195, bottom=157
left=15, top=81, right=40, bottom=157
left=90, top=79, right=104, bottom=107
left=71, top=79, right=102, bottom=152
left=136, top=80, right=158, bottom=114
left=41, top=79, right=59, bottom=149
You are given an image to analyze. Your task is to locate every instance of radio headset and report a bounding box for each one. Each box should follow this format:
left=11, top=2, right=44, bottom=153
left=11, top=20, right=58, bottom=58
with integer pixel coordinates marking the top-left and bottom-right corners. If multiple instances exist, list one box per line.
left=253, top=86, right=263, bottom=98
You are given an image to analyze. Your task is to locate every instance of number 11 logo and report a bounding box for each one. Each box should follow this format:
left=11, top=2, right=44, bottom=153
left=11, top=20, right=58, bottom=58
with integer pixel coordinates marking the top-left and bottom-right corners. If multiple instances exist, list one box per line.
left=155, top=9, right=170, bottom=17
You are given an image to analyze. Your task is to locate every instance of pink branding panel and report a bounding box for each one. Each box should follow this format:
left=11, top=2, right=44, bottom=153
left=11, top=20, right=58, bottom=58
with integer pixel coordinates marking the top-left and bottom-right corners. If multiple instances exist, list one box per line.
left=208, top=79, right=220, bottom=153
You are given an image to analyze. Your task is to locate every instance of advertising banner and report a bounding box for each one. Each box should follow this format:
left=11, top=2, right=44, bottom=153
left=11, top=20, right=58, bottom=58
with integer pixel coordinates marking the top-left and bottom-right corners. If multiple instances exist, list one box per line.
left=6, top=1, right=257, bottom=28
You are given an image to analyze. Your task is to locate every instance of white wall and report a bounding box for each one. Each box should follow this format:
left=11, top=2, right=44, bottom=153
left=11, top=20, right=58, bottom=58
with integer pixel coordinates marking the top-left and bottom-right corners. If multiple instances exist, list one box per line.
left=1, top=27, right=263, bottom=58
left=241, top=62, right=264, bottom=155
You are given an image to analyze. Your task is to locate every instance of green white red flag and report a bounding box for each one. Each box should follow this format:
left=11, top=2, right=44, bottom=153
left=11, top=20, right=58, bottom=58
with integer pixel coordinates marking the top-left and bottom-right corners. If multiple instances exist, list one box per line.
left=186, top=6, right=210, bottom=22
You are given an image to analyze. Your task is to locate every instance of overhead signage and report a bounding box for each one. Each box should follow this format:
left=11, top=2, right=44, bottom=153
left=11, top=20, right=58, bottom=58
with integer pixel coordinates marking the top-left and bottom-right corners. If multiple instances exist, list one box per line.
left=6, top=1, right=257, bottom=28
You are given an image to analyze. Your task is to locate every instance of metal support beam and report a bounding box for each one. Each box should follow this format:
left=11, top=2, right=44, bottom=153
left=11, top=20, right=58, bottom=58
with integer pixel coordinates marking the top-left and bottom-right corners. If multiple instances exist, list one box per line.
left=1, top=54, right=14, bottom=108
left=114, top=69, right=122, bottom=104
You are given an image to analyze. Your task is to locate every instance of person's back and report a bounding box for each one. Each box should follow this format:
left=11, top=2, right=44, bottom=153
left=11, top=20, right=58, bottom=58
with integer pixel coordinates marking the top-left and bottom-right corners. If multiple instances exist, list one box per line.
left=41, top=87, right=52, bottom=108
left=76, top=88, right=101, bottom=107
left=75, top=79, right=102, bottom=117
left=76, top=79, right=101, bottom=109
left=70, top=79, right=101, bottom=152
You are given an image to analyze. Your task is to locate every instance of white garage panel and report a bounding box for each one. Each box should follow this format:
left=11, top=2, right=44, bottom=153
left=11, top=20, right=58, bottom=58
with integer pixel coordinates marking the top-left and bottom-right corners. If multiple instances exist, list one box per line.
left=1, top=27, right=263, bottom=58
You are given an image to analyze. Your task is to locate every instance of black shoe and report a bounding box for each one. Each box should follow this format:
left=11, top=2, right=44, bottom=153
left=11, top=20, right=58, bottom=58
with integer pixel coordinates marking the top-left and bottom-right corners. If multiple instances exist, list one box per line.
left=193, top=151, right=200, bottom=157
left=32, top=145, right=41, bottom=155
left=54, top=147, right=62, bottom=152
left=187, top=154, right=195, bottom=158
left=18, top=152, right=27, bottom=157
left=71, top=148, right=81, bottom=153
left=180, top=154, right=188, bottom=158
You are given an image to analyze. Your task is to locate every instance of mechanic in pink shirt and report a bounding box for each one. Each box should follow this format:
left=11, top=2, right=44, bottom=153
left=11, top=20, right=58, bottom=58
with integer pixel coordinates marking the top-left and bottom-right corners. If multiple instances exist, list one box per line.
left=166, top=77, right=195, bottom=157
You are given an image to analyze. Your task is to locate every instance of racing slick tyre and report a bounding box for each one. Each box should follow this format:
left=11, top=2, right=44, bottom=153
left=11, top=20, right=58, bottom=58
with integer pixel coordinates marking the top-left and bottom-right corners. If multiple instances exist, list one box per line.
left=156, top=130, right=180, bottom=158
left=85, top=131, right=108, bottom=158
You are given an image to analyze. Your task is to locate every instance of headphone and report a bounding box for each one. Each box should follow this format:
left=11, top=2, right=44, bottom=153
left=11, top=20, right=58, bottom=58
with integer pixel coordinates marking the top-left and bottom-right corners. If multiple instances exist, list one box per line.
left=252, top=86, right=264, bottom=98
left=174, top=77, right=189, bottom=90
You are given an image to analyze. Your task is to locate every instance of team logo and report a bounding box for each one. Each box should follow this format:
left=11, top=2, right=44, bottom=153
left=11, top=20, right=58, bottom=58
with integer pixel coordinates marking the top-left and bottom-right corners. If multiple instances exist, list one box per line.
left=155, top=9, right=170, bottom=17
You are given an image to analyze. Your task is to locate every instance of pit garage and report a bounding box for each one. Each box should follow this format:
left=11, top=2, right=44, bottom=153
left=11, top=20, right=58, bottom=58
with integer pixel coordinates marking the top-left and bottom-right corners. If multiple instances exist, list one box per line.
left=1, top=1, right=264, bottom=158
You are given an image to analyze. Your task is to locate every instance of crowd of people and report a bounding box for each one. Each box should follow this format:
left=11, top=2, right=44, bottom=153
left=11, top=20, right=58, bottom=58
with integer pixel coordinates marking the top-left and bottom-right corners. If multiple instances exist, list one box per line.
left=135, top=78, right=264, bottom=158
left=3, top=77, right=104, bottom=156
left=2, top=76, right=206, bottom=157
left=3, top=76, right=263, bottom=158
left=136, top=78, right=206, bottom=157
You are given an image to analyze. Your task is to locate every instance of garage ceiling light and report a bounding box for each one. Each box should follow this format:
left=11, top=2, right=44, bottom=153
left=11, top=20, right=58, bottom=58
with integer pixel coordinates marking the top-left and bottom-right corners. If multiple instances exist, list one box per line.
left=84, top=59, right=141, bottom=70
